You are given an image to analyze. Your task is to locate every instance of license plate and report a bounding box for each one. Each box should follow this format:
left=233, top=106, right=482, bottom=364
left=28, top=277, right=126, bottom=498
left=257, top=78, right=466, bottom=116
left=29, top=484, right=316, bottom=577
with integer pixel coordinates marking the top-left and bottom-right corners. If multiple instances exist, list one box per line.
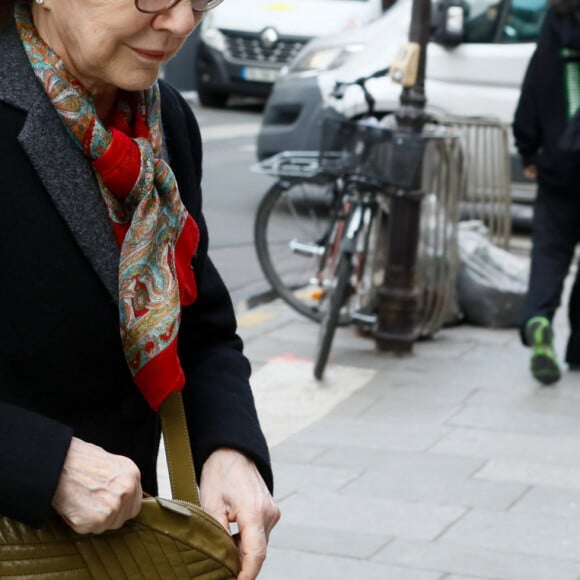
left=241, top=66, right=279, bottom=83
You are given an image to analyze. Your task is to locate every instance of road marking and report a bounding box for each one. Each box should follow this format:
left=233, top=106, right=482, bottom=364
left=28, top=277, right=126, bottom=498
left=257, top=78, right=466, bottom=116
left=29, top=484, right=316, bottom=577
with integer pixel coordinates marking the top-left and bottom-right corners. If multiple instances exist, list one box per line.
left=237, top=310, right=278, bottom=328
left=201, top=123, right=260, bottom=142
left=251, top=357, right=376, bottom=447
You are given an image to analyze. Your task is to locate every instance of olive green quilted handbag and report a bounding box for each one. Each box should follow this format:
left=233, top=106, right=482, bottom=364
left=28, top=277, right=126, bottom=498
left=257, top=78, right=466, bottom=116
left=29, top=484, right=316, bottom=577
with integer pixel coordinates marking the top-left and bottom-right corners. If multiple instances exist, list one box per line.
left=0, top=392, right=240, bottom=579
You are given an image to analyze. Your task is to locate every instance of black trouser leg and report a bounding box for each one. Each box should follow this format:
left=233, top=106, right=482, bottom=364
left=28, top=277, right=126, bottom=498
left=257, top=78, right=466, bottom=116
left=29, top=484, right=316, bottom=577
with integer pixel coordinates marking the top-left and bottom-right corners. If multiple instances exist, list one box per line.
left=520, top=185, right=580, bottom=346
left=566, top=262, right=580, bottom=364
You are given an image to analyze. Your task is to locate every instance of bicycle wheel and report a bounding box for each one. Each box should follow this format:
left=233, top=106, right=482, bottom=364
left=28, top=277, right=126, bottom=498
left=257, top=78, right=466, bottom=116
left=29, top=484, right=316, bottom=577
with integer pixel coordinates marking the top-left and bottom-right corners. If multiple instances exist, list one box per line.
left=313, top=254, right=352, bottom=380
left=254, top=177, right=339, bottom=322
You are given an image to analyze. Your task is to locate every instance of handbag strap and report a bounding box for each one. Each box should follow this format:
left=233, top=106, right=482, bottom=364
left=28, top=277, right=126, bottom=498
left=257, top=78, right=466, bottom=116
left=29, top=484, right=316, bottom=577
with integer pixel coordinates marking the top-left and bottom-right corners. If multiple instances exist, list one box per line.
left=159, top=391, right=200, bottom=506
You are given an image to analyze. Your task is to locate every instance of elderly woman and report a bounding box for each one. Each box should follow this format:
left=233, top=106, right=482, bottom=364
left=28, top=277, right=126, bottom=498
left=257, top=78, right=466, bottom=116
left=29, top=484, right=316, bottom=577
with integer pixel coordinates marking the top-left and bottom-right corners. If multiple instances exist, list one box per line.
left=0, top=0, right=279, bottom=577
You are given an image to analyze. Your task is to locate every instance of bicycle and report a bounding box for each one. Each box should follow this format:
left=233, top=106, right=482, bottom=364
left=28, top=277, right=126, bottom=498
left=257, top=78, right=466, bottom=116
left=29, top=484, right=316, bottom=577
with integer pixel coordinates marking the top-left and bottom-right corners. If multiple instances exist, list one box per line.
left=253, top=68, right=394, bottom=379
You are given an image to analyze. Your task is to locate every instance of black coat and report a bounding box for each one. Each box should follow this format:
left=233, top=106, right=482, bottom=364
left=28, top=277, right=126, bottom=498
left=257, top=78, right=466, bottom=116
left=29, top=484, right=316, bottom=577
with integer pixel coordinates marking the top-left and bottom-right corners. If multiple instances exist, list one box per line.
left=513, top=8, right=580, bottom=193
left=0, top=23, right=272, bottom=527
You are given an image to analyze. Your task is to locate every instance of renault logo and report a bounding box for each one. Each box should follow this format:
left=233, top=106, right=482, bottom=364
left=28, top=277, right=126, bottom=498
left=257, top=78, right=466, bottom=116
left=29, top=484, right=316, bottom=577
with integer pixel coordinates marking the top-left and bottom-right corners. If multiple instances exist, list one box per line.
left=260, top=27, right=279, bottom=49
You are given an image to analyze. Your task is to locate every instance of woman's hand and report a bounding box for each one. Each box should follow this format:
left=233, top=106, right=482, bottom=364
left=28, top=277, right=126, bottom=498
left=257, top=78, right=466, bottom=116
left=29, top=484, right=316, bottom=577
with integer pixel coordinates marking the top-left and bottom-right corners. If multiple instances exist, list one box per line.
left=200, top=448, right=281, bottom=580
left=51, top=437, right=142, bottom=534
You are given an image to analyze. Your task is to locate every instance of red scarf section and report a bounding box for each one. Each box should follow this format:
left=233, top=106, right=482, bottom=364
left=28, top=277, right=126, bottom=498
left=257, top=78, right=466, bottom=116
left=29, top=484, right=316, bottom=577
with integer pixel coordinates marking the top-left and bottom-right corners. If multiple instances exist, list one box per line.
left=91, top=105, right=199, bottom=409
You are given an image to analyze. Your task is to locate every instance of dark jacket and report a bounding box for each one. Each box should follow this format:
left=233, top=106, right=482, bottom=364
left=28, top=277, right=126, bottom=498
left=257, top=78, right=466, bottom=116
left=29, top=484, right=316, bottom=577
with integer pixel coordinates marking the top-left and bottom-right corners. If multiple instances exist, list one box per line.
left=0, top=22, right=272, bottom=527
left=513, top=7, right=580, bottom=193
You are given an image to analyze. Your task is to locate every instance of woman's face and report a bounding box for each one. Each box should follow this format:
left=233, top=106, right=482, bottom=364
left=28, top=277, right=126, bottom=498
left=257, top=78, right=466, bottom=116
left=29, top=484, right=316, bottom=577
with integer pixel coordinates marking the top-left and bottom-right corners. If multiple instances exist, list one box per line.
left=32, top=0, right=201, bottom=99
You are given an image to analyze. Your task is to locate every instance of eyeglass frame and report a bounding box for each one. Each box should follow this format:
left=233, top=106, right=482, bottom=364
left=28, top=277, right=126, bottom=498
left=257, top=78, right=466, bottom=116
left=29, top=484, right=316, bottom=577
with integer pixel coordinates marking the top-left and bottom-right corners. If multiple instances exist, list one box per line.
left=134, top=0, right=224, bottom=15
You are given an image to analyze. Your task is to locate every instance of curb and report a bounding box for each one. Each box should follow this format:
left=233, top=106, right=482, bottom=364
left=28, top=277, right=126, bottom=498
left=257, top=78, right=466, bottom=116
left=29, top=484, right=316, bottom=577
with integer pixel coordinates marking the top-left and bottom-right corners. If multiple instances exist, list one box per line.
left=235, top=287, right=279, bottom=315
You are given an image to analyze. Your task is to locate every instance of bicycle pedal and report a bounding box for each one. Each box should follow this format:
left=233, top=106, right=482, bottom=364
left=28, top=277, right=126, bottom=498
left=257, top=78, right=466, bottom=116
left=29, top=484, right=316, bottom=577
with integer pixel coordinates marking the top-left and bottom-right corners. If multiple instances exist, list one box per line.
left=351, top=311, right=377, bottom=326
left=289, top=240, right=325, bottom=257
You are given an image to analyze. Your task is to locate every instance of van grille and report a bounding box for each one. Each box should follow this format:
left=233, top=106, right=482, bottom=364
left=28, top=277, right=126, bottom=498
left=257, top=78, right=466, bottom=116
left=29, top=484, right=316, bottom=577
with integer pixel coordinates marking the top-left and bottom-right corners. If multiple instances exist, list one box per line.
left=222, top=30, right=309, bottom=66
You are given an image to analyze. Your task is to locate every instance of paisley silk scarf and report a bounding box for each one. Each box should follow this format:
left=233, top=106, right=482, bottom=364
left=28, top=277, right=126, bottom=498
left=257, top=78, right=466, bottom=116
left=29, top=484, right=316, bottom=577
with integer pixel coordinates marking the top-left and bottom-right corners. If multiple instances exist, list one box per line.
left=16, top=2, right=200, bottom=410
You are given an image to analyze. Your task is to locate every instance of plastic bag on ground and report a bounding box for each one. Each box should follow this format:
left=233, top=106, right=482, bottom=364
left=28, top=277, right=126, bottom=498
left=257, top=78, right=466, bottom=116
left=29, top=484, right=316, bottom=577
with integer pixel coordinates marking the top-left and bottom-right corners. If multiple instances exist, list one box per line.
left=456, top=221, right=528, bottom=328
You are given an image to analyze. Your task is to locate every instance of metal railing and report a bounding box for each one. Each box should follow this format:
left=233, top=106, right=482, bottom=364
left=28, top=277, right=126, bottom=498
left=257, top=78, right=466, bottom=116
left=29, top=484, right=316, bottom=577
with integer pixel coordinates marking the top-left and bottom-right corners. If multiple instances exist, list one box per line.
left=437, top=116, right=512, bottom=249
left=413, top=116, right=513, bottom=336
left=414, top=126, right=465, bottom=337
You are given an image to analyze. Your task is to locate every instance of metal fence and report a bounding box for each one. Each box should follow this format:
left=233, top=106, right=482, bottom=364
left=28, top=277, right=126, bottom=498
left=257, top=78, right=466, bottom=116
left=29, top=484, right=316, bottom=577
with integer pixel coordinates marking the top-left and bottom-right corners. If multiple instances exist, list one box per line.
left=412, top=116, right=513, bottom=337
left=437, top=116, right=513, bottom=249
left=415, top=127, right=465, bottom=337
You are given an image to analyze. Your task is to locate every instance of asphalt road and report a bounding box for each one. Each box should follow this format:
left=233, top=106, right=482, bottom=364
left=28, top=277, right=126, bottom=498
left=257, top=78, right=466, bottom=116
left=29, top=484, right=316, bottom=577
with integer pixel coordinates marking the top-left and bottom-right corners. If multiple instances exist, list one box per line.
left=189, top=99, right=276, bottom=308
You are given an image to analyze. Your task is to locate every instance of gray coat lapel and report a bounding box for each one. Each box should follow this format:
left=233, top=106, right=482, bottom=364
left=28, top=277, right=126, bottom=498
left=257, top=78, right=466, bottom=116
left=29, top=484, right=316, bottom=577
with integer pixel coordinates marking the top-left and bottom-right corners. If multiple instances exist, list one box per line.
left=0, top=24, right=120, bottom=302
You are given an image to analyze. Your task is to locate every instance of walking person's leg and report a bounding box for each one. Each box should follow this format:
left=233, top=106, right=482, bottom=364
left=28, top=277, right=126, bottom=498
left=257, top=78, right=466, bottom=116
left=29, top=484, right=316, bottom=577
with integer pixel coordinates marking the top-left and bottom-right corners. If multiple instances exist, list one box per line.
left=521, top=186, right=580, bottom=384
left=565, top=250, right=580, bottom=369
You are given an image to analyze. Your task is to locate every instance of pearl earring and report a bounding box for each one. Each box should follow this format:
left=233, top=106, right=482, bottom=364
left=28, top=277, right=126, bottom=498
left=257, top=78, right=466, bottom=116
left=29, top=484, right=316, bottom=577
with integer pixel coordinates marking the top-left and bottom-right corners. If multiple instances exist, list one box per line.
left=35, top=0, right=44, bottom=5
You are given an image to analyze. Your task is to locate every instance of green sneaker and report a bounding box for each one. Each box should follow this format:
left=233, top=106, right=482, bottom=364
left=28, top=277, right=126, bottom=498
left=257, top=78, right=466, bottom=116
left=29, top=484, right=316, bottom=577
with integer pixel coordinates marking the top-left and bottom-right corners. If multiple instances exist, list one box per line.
left=525, top=316, right=561, bottom=385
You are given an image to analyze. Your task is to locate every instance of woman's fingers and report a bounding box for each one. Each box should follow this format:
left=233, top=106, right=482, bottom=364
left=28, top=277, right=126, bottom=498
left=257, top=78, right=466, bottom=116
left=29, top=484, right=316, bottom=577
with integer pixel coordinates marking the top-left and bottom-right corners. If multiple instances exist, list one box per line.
left=235, top=500, right=280, bottom=580
left=51, top=437, right=142, bottom=534
left=200, top=448, right=280, bottom=580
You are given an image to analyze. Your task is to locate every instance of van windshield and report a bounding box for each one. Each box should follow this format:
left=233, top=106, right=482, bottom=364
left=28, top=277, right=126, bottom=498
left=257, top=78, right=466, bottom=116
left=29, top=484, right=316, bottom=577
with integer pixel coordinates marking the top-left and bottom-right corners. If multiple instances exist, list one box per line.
left=463, top=0, right=547, bottom=43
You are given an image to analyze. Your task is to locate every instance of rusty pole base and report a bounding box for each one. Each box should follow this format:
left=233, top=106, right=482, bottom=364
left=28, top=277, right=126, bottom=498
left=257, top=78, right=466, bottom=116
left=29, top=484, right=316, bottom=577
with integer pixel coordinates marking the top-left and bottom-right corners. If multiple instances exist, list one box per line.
left=373, top=287, right=420, bottom=353
left=374, top=335, right=415, bottom=354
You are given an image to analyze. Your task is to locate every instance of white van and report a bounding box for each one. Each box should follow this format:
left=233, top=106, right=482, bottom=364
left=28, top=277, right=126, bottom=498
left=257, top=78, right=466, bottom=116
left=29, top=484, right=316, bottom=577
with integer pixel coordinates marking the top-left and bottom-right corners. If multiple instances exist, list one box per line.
left=256, top=0, right=547, bottom=205
left=194, top=0, right=392, bottom=107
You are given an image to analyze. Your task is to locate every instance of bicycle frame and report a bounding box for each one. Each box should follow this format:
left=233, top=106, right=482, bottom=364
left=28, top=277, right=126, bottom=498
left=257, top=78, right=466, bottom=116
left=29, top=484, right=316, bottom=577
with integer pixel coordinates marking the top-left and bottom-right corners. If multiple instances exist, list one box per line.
left=252, top=66, right=395, bottom=378
left=316, top=182, right=381, bottom=319
left=312, top=185, right=383, bottom=379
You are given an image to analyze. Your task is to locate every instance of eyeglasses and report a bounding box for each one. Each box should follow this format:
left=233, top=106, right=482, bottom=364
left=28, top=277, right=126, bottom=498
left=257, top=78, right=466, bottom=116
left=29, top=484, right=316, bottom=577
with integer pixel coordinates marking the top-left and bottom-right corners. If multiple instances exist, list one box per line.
left=135, top=0, right=223, bottom=14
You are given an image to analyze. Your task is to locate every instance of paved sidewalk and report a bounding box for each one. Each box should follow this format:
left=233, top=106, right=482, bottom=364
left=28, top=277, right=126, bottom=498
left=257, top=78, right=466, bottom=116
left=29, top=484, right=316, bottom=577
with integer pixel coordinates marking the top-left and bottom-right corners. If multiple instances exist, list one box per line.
left=237, top=272, right=580, bottom=580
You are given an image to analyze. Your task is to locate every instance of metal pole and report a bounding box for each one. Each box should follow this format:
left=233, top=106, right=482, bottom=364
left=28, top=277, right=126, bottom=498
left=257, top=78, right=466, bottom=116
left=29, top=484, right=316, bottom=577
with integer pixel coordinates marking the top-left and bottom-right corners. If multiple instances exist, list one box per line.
left=396, top=0, right=431, bottom=132
left=374, top=0, right=431, bottom=352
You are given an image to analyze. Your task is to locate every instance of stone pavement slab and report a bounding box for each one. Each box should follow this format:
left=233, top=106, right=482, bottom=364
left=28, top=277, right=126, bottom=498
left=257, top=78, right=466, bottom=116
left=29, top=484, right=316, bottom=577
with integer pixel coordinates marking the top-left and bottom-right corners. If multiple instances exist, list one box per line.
left=278, top=492, right=465, bottom=539
left=440, top=509, right=580, bottom=561
left=430, top=427, right=580, bottom=468
left=153, top=262, right=580, bottom=579
left=342, top=461, right=526, bottom=511
left=377, top=538, right=580, bottom=580
left=268, top=523, right=391, bottom=560
left=260, top=549, right=442, bottom=580
left=231, top=282, right=580, bottom=579
left=475, top=458, right=580, bottom=490
left=250, top=358, right=376, bottom=447
left=290, top=416, right=452, bottom=452
left=511, top=486, right=580, bottom=519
